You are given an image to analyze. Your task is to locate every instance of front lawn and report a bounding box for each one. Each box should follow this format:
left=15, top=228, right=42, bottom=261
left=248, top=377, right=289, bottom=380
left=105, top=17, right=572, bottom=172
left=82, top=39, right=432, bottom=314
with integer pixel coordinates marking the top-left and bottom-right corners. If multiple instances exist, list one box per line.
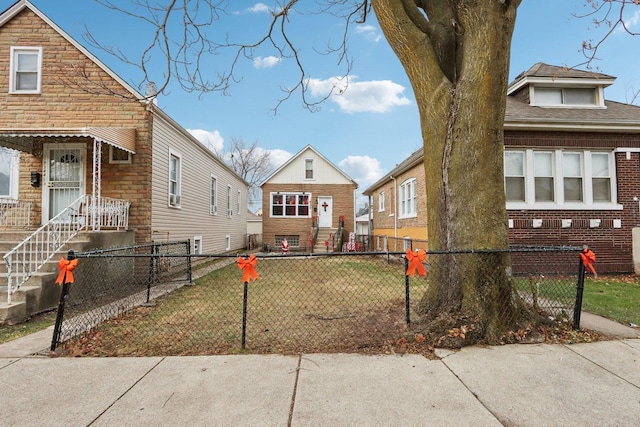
left=582, top=275, right=640, bottom=327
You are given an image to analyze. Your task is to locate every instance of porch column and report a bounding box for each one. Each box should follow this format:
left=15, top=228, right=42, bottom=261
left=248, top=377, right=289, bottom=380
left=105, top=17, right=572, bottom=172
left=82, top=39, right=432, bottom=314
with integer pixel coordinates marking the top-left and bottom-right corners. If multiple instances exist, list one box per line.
left=92, top=138, right=102, bottom=231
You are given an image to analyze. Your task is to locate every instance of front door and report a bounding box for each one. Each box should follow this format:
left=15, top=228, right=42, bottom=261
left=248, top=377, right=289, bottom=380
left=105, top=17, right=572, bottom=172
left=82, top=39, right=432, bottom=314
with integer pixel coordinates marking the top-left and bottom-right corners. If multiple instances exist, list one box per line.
left=317, top=196, right=333, bottom=228
left=43, top=144, right=85, bottom=222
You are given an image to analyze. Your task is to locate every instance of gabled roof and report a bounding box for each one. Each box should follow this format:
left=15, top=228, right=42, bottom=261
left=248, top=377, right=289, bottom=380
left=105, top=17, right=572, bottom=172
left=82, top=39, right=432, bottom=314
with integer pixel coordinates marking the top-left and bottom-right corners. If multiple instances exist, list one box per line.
left=362, top=147, right=423, bottom=195
left=260, top=144, right=358, bottom=187
left=0, top=0, right=144, bottom=101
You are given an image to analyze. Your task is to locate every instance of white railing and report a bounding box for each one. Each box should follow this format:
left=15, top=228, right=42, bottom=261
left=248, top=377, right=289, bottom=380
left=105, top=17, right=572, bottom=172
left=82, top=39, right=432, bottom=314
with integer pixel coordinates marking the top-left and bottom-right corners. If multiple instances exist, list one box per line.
left=4, top=195, right=130, bottom=304
left=0, top=198, right=32, bottom=228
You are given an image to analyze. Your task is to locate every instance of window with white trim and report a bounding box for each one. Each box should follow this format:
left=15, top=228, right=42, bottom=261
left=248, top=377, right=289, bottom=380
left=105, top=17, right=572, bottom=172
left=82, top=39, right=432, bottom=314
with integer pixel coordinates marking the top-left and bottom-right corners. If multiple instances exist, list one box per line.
left=504, top=149, right=616, bottom=208
left=168, top=149, right=182, bottom=207
left=270, top=192, right=311, bottom=217
left=210, top=175, right=217, bottom=215
left=227, top=185, right=232, bottom=217
left=0, top=148, right=19, bottom=199
left=305, top=159, right=314, bottom=179
left=237, top=189, right=241, bottom=215
left=533, top=87, right=597, bottom=107
left=10, top=47, right=42, bottom=94
left=378, top=191, right=385, bottom=212
left=109, top=146, right=131, bottom=164
left=399, top=179, right=417, bottom=218
left=225, top=235, right=231, bottom=251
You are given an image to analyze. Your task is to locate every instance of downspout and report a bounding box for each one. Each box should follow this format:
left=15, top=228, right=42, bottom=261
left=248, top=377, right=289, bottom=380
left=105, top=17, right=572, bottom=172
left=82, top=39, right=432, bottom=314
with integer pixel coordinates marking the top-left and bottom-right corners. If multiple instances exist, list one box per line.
left=390, top=175, right=397, bottom=244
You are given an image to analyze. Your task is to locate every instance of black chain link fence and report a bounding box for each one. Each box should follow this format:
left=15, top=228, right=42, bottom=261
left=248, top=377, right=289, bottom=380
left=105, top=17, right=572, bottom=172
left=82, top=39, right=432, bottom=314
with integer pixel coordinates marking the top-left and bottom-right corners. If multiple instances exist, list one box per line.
left=52, top=244, right=584, bottom=356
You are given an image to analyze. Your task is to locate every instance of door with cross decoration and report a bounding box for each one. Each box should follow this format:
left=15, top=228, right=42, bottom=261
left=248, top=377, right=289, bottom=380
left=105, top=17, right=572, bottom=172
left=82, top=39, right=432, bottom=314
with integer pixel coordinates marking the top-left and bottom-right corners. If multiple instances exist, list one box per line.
left=317, top=196, right=332, bottom=228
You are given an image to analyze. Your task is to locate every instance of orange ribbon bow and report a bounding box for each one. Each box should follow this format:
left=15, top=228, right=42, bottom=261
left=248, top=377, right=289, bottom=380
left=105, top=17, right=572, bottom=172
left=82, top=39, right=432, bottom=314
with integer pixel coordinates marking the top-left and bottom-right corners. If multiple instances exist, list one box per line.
left=237, top=254, right=259, bottom=283
left=405, top=248, right=427, bottom=277
left=580, top=249, right=597, bottom=276
left=55, top=257, right=79, bottom=285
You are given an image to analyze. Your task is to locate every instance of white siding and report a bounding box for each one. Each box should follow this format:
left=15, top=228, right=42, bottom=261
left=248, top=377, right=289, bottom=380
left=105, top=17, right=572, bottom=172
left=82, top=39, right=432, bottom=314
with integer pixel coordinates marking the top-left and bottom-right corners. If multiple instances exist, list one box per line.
left=151, top=113, right=248, bottom=253
left=268, top=147, right=353, bottom=185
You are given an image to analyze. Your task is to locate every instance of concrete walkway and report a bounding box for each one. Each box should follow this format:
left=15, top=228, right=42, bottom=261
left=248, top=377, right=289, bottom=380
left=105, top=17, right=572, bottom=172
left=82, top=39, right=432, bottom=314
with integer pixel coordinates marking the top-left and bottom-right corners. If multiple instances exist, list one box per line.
left=0, top=315, right=638, bottom=426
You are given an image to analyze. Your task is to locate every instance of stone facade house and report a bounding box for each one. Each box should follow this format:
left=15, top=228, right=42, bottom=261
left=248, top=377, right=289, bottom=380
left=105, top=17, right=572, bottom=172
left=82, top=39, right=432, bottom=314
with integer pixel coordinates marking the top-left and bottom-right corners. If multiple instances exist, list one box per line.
left=260, top=145, right=358, bottom=253
left=0, top=0, right=248, bottom=322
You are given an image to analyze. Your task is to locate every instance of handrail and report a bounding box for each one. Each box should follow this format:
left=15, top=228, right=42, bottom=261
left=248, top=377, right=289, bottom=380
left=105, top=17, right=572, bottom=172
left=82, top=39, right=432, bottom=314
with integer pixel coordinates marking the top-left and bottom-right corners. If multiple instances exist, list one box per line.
left=3, top=195, right=130, bottom=304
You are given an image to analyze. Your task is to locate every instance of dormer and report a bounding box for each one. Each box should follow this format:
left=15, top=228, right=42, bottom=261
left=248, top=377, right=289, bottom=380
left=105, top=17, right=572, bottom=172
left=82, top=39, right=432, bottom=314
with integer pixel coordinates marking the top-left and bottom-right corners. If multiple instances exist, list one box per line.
left=508, top=63, right=615, bottom=109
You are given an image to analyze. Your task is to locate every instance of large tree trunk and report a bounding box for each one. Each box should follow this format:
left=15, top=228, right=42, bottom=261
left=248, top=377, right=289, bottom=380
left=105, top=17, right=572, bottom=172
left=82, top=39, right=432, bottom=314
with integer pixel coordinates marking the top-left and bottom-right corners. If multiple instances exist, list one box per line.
left=372, top=0, right=526, bottom=341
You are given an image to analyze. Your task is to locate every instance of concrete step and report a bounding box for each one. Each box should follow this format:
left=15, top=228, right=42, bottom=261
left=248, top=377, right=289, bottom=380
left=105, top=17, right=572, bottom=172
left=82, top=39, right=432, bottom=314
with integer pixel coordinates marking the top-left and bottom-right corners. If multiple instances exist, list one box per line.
left=0, top=300, right=27, bottom=325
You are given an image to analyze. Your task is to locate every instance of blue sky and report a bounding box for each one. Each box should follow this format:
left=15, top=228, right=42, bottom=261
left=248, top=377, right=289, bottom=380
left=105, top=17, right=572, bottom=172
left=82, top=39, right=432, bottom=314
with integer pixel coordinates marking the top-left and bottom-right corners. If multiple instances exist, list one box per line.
left=3, top=0, right=640, bottom=209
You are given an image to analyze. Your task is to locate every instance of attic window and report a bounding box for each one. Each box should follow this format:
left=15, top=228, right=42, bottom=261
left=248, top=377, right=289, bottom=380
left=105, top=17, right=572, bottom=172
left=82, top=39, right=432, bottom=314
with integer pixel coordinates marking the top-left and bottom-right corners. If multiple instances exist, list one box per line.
left=305, top=159, right=314, bottom=180
left=9, top=47, right=42, bottom=94
left=533, top=87, right=597, bottom=107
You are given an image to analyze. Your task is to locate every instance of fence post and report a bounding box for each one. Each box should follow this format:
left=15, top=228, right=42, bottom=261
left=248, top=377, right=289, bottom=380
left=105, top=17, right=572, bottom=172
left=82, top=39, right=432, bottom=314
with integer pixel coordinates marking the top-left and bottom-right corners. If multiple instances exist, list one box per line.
left=186, top=239, right=192, bottom=283
left=573, top=258, right=586, bottom=329
left=50, top=281, right=70, bottom=351
left=241, top=281, right=248, bottom=349
left=404, top=256, right=411, bottom=324
left=146, top=244, right=156, bottom=303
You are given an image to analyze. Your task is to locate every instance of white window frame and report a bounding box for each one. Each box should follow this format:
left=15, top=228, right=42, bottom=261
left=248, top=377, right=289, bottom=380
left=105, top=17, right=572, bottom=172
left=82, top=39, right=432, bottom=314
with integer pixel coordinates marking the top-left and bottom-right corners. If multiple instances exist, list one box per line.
left=168, top=149, right=182, bottom=207
left=378, top=191, right=385, bottom=212
left=269, top=192, right=311, bottom=218
left=237, top=189, right=241, bottom=215
left=304, top=158, right=314, bottom=180
left=399, top=178, right=417, bottom=218
left=227, top=185, right=233, bottom=217
left=109, top=146, right=132, bottom=164
left=505, top=149, right=620, bottom=210
left=210, top=175, right=218, bottom=215
left=194, top=236, right=202, bottom=255
left=0, top=148, right=19, bottom=199
left=225, top=235, right=231, bottom=251
left=531, top=86, right=604, bottom=108
left=9, top=47, right=42, bottom=94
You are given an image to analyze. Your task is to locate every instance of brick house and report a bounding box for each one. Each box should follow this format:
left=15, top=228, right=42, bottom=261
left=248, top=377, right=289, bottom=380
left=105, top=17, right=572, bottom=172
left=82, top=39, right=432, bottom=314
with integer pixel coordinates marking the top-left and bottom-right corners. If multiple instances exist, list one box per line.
left=0, top=0, right=248, bottom=322
left=362, top=147, right=427, bottom=252
left=260, top=145, right=358, bottom=253
left=364, top=63, right=640, bottom=273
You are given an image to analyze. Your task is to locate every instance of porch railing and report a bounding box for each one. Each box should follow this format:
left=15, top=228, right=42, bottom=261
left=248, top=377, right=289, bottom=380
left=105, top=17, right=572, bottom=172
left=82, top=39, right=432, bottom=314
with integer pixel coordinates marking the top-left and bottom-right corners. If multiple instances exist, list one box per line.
left=0, top=198, right=32, bottom=229
left=4, top=195, right=130, bottom=304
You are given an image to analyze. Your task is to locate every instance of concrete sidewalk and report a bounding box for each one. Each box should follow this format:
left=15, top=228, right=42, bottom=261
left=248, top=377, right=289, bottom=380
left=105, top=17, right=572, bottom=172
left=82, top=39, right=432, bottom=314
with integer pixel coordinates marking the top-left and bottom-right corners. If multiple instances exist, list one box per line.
left=0, top=315, right=639, bottom=426
left=0, top=340, right=639, bottom=426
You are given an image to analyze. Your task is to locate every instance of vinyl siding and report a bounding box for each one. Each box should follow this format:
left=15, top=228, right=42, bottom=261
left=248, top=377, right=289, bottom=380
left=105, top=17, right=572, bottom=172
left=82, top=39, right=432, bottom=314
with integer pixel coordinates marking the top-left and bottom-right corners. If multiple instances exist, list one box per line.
left=151, top=112, right=248, bottom=253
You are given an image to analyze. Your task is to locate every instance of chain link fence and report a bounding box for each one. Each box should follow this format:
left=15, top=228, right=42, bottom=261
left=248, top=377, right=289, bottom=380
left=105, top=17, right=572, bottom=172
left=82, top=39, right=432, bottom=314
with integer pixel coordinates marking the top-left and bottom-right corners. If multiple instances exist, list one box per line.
left=52, top=244, right=584, bottom=356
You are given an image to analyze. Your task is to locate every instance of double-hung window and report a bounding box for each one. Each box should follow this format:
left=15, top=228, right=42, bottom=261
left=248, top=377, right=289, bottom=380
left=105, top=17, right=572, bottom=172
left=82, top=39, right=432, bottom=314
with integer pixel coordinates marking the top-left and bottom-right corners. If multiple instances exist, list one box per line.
left=378, top=191, right=385, bottom=212
left=305, top=159, right=314, bottom=179
left=399, top=179, right=417, bottom=218
left=227, top=185, right=232, bottom=217
left=168, top=149, right=182, bottom=207
left=10, top=47, right=42, bottom=94
left=504, top=149, right=616, bottom=209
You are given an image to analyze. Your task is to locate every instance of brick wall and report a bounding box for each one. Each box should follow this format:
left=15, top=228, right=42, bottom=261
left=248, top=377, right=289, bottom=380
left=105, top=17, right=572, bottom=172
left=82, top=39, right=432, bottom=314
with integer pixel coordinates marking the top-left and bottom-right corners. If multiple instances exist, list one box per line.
left=262, top=183, right=356, bottom=249
left=505, top=130, right=640, bottom=273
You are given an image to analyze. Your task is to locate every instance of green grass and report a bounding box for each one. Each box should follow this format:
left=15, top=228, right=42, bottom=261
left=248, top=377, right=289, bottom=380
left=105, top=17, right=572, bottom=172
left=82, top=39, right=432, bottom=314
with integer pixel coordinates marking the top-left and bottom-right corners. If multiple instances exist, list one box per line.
left=581, top=276, right=640, bottom=326
left=0, top=310, right=57, bottom=344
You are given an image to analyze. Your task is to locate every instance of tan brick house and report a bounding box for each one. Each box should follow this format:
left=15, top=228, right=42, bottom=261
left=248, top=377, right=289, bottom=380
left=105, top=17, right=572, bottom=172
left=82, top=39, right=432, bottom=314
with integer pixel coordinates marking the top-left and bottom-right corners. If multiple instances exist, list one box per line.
left=362, top=148, right=427, bottom=252
left=364, top=63, right=640, bottom=273
left=260, top=145, right=358, bottom=253
left=0, top=0, right=248, bottom=322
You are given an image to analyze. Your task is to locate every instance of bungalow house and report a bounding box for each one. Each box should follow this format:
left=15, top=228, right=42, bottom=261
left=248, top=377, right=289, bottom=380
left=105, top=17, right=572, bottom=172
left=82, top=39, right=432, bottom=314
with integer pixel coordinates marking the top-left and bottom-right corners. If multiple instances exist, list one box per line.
left=0, top=0, right=248, bottom=323
left=363, top=63, right=640, bottom=274
left=260, top=145, right=358, bottom=253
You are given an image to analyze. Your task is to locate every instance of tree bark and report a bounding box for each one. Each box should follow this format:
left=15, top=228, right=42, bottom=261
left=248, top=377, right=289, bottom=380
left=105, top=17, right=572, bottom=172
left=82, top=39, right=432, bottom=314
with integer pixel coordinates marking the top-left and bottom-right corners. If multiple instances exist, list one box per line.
left=372, top=0, right=526, bottom=341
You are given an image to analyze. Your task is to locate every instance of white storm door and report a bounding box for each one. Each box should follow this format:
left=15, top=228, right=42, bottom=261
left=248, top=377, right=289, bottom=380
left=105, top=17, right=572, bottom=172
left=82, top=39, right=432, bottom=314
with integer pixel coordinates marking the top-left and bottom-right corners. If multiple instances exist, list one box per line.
left=43, top=144, right=85, bottom=222
left=317, top=196, right=333, bottom=228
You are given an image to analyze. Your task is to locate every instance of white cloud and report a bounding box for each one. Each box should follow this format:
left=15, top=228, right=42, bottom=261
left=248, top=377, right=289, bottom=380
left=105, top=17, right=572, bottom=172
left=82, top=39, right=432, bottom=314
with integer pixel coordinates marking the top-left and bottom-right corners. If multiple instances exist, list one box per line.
left=268, top=148, right=293, bottom=168
left=307, top=76, right=411, bottom=114
left=624, top=9, right=640, bottom=30
left=247, top=3, right=270, bottom=13
left=187, top=129, right=224, bottom=153
left=338, top=155, right=384, bottom=191
left=253, top=56, right=281, bottom=69
left=355, top=24, right=382, bottom=42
